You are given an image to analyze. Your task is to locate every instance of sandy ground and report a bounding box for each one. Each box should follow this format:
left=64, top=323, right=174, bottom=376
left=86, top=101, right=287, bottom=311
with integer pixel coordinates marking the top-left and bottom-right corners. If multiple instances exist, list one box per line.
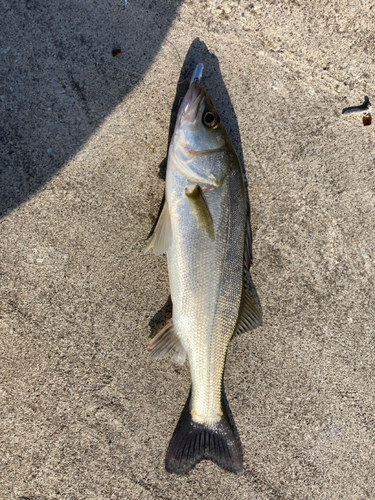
left=1, top=0, right=375, bottom=498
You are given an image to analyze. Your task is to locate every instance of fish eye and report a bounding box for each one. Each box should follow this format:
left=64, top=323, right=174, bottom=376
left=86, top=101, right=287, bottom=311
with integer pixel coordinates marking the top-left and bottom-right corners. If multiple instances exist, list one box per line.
left=203, top=111, right=219, bottom=129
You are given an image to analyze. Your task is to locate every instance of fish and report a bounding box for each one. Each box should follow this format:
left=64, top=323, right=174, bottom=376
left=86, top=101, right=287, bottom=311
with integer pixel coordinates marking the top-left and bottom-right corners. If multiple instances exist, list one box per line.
left=145, top=63, right=261, bottom=474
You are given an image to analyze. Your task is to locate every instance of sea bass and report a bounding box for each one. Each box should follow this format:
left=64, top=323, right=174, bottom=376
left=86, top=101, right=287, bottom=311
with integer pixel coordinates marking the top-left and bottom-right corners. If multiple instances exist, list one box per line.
left=145, top=64, right=261, bottom=474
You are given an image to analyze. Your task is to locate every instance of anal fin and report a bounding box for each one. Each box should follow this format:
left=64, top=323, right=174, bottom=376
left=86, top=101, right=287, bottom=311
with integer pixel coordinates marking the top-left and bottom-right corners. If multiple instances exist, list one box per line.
left=147, top=319, right=186, bottom=365
left=144, top=202, right=172, bottom=256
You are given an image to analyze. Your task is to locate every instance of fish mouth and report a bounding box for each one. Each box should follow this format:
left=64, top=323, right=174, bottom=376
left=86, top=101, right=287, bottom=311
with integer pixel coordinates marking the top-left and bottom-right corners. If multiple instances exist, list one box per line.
left=179, top=83, right=204, bottom=123
left=178, top=64, right=205, bottom=123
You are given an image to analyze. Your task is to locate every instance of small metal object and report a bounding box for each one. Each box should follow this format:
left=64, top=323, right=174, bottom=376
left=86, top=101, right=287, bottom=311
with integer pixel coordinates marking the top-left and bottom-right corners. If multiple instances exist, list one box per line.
left=190, top=63, right=204, bottom=85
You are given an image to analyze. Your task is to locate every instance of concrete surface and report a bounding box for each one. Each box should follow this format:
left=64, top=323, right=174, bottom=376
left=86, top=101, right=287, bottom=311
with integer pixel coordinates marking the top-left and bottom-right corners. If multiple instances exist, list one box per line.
left=1, top=0, right=375, bottom=499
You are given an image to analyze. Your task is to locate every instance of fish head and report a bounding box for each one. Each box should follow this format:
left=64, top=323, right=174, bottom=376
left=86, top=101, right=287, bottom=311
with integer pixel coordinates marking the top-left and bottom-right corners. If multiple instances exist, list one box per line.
left=171, top=68, right=233, bottom=187
left=177, top=81, right=226, bottom=153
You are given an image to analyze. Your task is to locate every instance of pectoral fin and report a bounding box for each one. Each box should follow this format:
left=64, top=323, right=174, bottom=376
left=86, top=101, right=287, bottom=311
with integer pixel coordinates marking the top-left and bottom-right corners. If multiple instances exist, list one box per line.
left=185, top=185, right=214, bottom=240
left=144, top=202, right=172, bottom=256
left=235, top=288, right=262, bottom=334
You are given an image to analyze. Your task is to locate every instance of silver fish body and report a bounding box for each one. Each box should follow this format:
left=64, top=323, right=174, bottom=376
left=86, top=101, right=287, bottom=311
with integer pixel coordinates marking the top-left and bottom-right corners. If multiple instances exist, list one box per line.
left=166, top=115, right=246, bottom=425
left=145, top=64, right=260, bottom=474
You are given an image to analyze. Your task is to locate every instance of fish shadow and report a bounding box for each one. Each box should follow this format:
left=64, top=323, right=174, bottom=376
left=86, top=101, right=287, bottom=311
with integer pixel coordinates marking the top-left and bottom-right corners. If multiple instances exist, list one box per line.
left=148, top=38, right=262, bottom=337
left=148, top=295, right=172, bottom=338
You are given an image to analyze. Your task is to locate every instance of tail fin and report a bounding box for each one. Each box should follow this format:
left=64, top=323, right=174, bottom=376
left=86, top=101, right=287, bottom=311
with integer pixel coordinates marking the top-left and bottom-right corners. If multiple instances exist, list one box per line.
left=165, top=391, right=243, bottom=475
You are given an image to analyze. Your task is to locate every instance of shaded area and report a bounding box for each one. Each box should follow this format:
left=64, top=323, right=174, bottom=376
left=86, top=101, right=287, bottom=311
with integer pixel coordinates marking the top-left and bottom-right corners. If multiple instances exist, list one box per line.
left=0, top=0, right=183, bottom=216
left=149, top=294, right=172, bottom=337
